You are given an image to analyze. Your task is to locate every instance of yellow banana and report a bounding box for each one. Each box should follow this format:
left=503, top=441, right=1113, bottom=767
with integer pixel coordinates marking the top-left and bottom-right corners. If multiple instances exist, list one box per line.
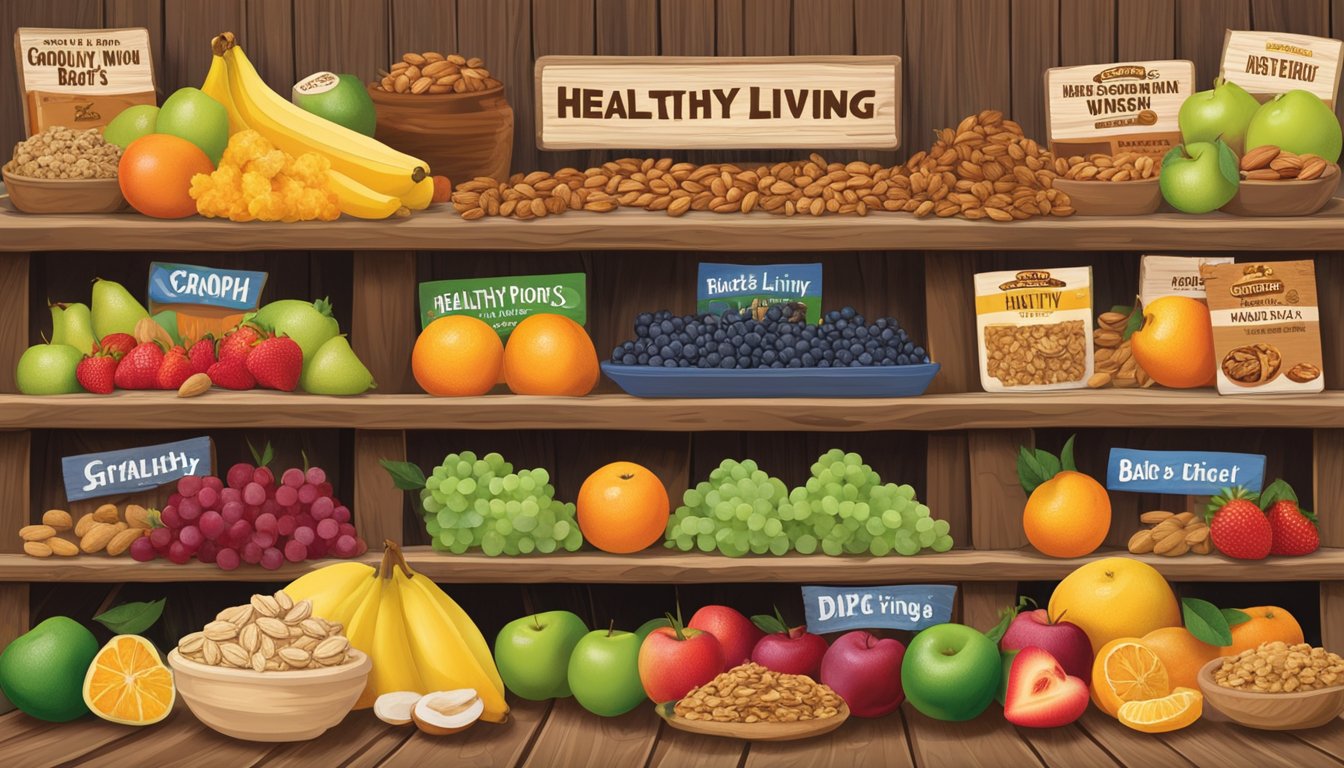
left=200, top=52, right=244, bottom=134
left=283, top=561, right=373, bottom=616
left=323, top=568, right=379, bottom=629
left=327, top=169, right=408, bottom=220
left=400, top=175, right=434, bottom=211
left=362, top=571, right=423, bottom=708
left=347, top=573, right=385, bottom=709
left=404, top=572, right=505, bottom=697
left=218, top=33, right=428, bottom=197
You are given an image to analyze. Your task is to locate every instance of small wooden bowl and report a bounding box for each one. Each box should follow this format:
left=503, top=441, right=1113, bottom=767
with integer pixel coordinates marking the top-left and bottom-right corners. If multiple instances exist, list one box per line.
left=1, top=167, right=127, bottom=214
left=1221, top=168, right=1341, bottom=217
left=1197, top=657, right=1344, bottom=730
left=655, top=700, right=850, bottom=741
left=1052, top=177, right=1161, bottom=216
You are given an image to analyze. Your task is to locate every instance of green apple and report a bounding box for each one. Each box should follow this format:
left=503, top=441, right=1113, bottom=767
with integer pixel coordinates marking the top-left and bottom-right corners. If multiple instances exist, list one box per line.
left=156, top=87, right=229, bottom=166
left=494, top=610, right=589, bottom=700
left=1159, top=139, right=1239, bottom=214
left=567, top=628, right=647, bottom=717
left=91, top=278, right=149, bottom=339
left=0, top=616, right=98, bottom=721
left=635, top=617, right=671, bottom=643
left=1179, top=78, right=1261, bottom=155
left=102, top=104, right=159, bottom=150
left=1245, top=89, right=1343, bottom=162
left=16, top=343, right=83, bottom=395
left=300, top=336, right=375, bottom=395
left=900, top=622, right=1001, bottom=721
left=292, top=72, right=377, bottom=137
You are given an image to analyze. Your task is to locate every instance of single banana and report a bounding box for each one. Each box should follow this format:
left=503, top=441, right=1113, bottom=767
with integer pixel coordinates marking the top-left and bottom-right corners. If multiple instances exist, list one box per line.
left=362, top=572, right=423, bottom=708
left=200, top=52, right=244, bottom=134
left=327, top=169, right=408, bottom=220
left=399, top=175, right=434, bottom=211
left=323, top=568, right=379, bottom=629
left=219, top=33, right=428, bottom=196
left=284, top=561, right=373, bottom=616
left=404, top=572, right=505, bottom=698
left=347, top=573, right=386, bottom=709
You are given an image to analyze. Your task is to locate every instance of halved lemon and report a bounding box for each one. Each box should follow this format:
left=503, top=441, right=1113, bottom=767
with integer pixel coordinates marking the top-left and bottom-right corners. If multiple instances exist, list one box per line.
left=1091, top=638, right=1169, bottom=716
left=1117, top=687, right=1203, bottom=733
left=82, top=634, right=175, bottom=725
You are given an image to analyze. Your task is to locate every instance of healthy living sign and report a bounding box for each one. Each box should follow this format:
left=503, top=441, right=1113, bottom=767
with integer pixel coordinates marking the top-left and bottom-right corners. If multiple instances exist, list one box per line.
left=802, top=585, right=955, bottom=634
left=535, top=56, right=901, bottom=149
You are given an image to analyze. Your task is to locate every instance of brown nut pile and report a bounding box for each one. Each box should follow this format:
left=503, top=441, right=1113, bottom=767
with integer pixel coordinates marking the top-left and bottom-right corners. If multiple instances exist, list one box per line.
left=1239, top=146, right=1337, bottom=181
left=983, top=320, right=1087, bottom=387
left=1222, top=343, right=1282, bottom=385
left=1089, top=311, right=1151, bottom=389
left=674, top=662, right=843, bottom=723
left=5, top=126, right=121, bottom=180
left=1214, top=642, right=1344, bottom=693
left=19, top=504, right=150, bottom=558
left=374, top=52, right=500, bottom=95
left=1128, top=511, right=1211, bottom=556
left=1057, top=152, right=1158, bottom=182
left=176, top=591, right=355, bottom=672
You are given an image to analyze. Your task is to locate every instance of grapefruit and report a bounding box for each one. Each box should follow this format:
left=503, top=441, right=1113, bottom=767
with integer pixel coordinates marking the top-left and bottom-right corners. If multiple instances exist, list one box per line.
left=1049, top=557, right=1182, bottom=655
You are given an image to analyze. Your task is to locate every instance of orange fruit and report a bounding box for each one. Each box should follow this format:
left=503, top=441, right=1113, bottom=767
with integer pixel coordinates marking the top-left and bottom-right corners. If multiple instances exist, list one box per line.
left=118, top=134, right=215, bottom=219
left=412, top=315, right=503, bottom=396
left=82, top=634, right=175, bottom=725
left=1049, top=558, right=1182, bottom=655
left=577, top=461, right=670, bottom=553
left=1140, top=626, right=1221, bottom=691
left=503, top=314, right=599, bottom=396
left=1130, top=296, right=1217, bottom=388
left=1117, top=687, right=1203, bottom=733
left=1022, top=470, right=1111, bottom=558
left=1227, top=606, right=1304, bottom=656
left=1092, top=638, right=1169, bottom=716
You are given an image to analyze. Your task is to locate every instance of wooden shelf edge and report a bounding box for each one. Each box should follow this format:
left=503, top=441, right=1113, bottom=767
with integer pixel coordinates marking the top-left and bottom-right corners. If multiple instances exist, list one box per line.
left=1, top=547, right=1340, bottom=583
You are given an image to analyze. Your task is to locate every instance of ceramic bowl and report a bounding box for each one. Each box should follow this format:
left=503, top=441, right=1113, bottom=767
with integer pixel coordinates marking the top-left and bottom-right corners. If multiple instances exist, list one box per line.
left=1, top=167, right=127, bottom=214
left=168, top=648, right=370, bottom=741
left=1221, top=169, right=1341, bottom=217
left=1197, top=656, right=1344, bottom=730
left=1052, top=177, right=1162, bottom=216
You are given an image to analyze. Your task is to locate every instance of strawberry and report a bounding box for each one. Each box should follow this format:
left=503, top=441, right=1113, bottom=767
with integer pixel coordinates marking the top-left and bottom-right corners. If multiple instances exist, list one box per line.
left=218, top=324, right=264, bottom=363
left=1205, top=486, right=1271, bottom=560
left=1261, top=479, right=1320, bottom=556
left=206, top=357, right=256, bottom=390
left=95, top=333, right=137, bottom=360
left=76, top=354, right=117, bottom=394
left=113, top=342, right=164, bottom=390
left=156, top=345, right=195, bottom=390
left=187, top=337, right=216, bottom=375
left=246, top=336, right=303, bottom=391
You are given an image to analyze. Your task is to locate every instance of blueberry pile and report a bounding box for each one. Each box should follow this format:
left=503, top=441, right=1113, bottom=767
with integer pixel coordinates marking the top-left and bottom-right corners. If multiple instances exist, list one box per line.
left=609, top=307, right=930, bottom=369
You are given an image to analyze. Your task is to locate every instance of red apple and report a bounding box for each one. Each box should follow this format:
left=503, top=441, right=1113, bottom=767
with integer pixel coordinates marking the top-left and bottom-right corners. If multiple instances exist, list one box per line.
left=999, top=608, right=1093, bottom=681
left=1002, top=647, right=1089, bottom=728
left=819, top=630, right=906, bottom=718
left=688, top=605, right=765, bottom=671
left=752, top=622, right=828, bottom=678
left=638, top=621, right=725, bottom=703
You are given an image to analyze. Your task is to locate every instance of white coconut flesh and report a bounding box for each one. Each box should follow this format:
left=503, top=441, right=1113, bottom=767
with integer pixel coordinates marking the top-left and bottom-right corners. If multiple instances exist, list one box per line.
left=412, top=689, right=484, bottom=735
left=374, top=691, right=423, bottom=726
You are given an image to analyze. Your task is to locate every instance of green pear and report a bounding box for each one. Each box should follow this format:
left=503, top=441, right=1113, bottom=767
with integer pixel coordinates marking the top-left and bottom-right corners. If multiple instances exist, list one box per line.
left=91, top=278, right=149, bottom=339
left=252, top=298, right=341, bottom=365
left=49, top=302, right=96, bottom=355
left=300, top=335, right=375, bottom=395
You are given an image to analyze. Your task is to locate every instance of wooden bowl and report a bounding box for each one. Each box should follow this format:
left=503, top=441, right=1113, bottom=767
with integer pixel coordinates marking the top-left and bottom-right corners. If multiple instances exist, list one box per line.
left=1221, top=169, right=1341, bottom=216
left=655, top=700, right=850, bottom=741
left=1052, top=177, right=1161, bottom=216
left=1197, top=657, right=1344, bottom=730
left=1, top=167, right=127, bottom=214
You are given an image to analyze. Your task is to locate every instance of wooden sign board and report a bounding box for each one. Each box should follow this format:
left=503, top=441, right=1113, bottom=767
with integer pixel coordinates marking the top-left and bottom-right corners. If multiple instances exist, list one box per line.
left=534, top=55, right=901, bottom=150
left=1044, top=60, right=1195, bottom=160
left=1220, top=30, right=1343, bottom=106
left=62, top=436, right=213, bottom=503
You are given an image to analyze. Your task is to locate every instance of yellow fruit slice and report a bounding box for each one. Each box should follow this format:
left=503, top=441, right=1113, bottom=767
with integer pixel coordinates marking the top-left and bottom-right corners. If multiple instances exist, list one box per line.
left=1092, top=638, right=1169, bottom=716
left=1117, top=687, right=1203, bottom=733
left=82, top=635, right=175, bottom=725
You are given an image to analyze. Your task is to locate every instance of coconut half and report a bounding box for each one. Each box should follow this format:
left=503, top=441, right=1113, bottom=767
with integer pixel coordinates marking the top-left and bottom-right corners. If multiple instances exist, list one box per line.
left=374, top=691, right=423, bottom=726
left=411, top=689, right=484, bottom=735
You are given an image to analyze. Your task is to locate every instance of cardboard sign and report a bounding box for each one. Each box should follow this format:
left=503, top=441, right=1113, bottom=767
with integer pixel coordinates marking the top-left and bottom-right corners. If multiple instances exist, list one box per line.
left=148, top=262, right=267, bottom=343
left=535, top=55, right=901, bottom=149
left=14, top=27, right=157, bottom=135
left=698, top=263, right=822, bottom=325
left=62, top=437, right=213, bottom=502
left=418, top=273, right=586, bottom=337
left=1106, top=448, right=1265, bottom=496
left=1045, top=60, right=1195, bottom=160
left=802, top=585, right=955, bottom=634
left=1220, top=30, right=1343, bottom=106
left=1138, top=255, right=1235, bottom=306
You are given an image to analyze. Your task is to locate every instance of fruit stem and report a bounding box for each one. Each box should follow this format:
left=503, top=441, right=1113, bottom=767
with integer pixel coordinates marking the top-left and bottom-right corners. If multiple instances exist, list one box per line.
left=383, top=539, right=412, bottom=579
left=212, top=32, right=236, bottom=56
left=608, top=619, right=615, bottom=637
left=665, top=611, right=687, bottom=641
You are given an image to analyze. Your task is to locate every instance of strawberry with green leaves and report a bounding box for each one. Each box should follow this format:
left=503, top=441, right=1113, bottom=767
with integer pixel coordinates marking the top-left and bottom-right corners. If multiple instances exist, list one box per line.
left=1205, top=486, right=1271, bottom=560
left=1261, top=479, right=1320, bottom=557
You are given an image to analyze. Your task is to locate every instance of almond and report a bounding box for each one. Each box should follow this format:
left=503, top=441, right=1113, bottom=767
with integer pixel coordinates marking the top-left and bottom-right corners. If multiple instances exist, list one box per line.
left=1087, top=372, right=1112, bottom=388
left=1128, top=529, right=1156, bottom=554
left=1154, top=529, right=1189, bottom=556
left=80, top=522, right=118, bottom=553
left=1192, top=539, right=1213, bottom=555
left=124, top=504, right=152, bottom=529
left=19, top=524, right=56, bottom=541
left=177, top=372, right=211, bottom=398
left=106, top=527, right=146, bottom=556
left=1139, top=510, right=1174, bottom=525
left=1297, top=157, right=1328, bottom=180
left=42, top=509, right=72, bottom=531
left=133, top=317, right=172, bottom=347
left=48, top=537, right=79, bottom=557
left=23, top=541, right=52, bottom=558
left=74, top=512, right=95, bottom=537
left=1239, top=145, right=1280, bottom=171
left=1172, top=511, right=1196, bottom=525
left=93, top=503, right=120, bottom=523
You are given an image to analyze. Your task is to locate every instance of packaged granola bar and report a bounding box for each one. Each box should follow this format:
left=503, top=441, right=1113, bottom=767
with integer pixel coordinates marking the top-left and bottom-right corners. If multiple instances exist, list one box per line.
left=974, top=267, right=1094, bottom=392
left=14, top=27, right=157, bottom=135
left=1201, top=260, right=1323, bottom=395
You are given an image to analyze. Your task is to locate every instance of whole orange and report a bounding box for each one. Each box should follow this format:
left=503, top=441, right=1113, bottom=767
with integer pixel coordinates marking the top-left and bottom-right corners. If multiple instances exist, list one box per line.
left=412, top=315, right=503, bottom=396
left=503, top=314, right=599, bottom=396
left=1130, top=297, right=1217, bottom=388
left=1022, top=470, right=1111, bottom=558
left=118, top=134, right=215, bottom=218
left=577, top=461, right=670, bottom=553
left=1140, top=626, right=1221, bottom=691
left=1227, top=606, right=1304, bottom=656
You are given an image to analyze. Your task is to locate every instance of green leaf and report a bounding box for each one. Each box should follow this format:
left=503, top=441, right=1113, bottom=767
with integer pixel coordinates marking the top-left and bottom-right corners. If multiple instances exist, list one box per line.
left=984, top=596, right=1036, bottom=643
left=246, top=439, right=274, bottom=469
left=380, top=460, right=427, bottom=491
left=1161, top=145, right=1187, bottom=169
left=1109, top=304, right=1132, bottom=315
left=1017, top=446, right=1047, bottom=495
left=1258, top=478, right=1298, bottom=508
left=1060, top=435, right=1077, bottom=473
left=1123, top=309, right=1144, bottom=342
left=1035, top=449, right=1061, bottom=480
left=751, top=613, right=787, bottom=634
left=1222, top=608, right=1252, bottom=628
left=94, top=599, right=166, bottom=635
left=1215, top=139, right=1241, bottom=188
left=1183, top=597, right=1234, bottom=647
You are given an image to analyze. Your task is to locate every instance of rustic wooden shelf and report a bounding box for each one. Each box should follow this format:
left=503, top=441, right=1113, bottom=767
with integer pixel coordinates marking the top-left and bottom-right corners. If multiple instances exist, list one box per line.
left=2, top=390, right=1341, bottom=431
left=5, top=200, right=1344, bottom=252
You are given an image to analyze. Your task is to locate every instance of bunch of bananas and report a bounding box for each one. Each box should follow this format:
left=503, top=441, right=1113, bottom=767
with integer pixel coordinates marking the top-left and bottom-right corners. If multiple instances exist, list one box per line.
left=202, top=32, right=433, bottom=219
left=285, top=541, right=508, bottom=720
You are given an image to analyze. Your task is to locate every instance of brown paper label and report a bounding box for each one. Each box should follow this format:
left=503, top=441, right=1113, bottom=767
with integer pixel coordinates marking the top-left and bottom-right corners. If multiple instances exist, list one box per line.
left=1220, top=30, right=1343, bottom=106
left=1044, top=60, right=1195, bottom=160
left=1139, top=255, right=1235, bottom=306
left=1201, top=260, right=1324, bottom=395
left=14, top=27, right=156, bottom=135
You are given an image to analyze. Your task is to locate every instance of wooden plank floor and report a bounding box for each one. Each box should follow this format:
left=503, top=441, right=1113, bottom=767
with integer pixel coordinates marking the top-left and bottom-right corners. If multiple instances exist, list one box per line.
left=3, top=698, right=1339, bottom=768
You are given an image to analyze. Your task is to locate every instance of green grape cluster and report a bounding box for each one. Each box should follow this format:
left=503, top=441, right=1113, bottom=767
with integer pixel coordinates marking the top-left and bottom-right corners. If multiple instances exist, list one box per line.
left=665, top=459, right=799, bottom=556
left=419, top=451, right=582, bottom=556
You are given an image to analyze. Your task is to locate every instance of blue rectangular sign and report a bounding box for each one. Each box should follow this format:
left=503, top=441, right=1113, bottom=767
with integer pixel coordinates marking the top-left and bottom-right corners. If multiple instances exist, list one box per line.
left=697, top=262, right=823, bottom=325
left=1106, top=448, right=1265, bottom=495
left=802, top=584, right=956, bottom=634
left=62, top=437, right=213, bottom=502
left=148, top=262, right=267, bottom=311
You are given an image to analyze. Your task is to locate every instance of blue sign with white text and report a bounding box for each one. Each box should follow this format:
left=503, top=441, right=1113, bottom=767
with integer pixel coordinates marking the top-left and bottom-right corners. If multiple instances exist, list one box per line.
left=1106, top=448, right=1265, bottom=495
left=62, top=437, right=213, bottom=502
left=802, top=585, right=956, bottom=634
left=148, top=262, right=267, bottom=311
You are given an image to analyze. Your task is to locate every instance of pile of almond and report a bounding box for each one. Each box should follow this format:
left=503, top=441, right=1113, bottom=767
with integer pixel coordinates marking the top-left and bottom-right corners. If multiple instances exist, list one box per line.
left=1127, top=511, right=1211, bottom=557
left=176, top=591, right=355, bottom=672
left=18, top=504, right=150, bottom=558
left=373, top=52, right=499, bottom=95
left=1239, top=146, right=1336, bottom=181
left=1088, top=310, right=1151, bottom=389
left=1058, top=152, right=1158, bottom=182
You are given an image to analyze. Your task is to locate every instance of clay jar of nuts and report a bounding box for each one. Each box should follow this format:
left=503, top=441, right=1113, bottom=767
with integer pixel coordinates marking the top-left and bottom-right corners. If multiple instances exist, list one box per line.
left=367, top=52, right=513, bottom=184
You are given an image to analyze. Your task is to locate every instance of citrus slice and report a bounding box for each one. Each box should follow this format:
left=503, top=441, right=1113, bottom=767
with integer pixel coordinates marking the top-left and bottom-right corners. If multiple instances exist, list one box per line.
left=1091, top=638, right=1169, bottom=716
left=1117, top=687, right=1203, bottom=733
left=82, top=634, right=175, bottom=725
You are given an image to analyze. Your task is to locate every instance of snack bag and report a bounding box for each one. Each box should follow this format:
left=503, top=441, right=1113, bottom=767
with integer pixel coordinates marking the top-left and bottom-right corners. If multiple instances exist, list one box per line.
left=1201, top=260, right=1323, bottom=395
left=14, top=28, right=157, bottom=135
left=975, top=267, right=1093, bottom=392
left=1139, top=255, right=1235, bottom=305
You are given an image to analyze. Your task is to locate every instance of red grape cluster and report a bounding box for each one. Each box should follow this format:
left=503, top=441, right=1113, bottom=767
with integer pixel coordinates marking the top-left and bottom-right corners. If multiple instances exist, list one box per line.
left=129, top=462, right=368, bottom=570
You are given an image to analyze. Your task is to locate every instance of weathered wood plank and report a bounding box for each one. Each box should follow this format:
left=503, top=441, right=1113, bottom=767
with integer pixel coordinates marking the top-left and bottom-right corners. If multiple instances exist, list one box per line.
left=925, top=431, right=970, bottom=548
left=377, top=698, right=550, bottom=767
left=0, top=708, right=134, bottom=768
left=0, top=253, right=28, bottom=395
left=1323, top=582, right=1344, bottom=653
left=255, top=711, right=406, bottom=768
left=245, top=0, right=295, bottom=95
left=743, top=0, right=790, bottom=56
left=61, top=708, right=275, bottom=768
left=904, top=706, right=1043, bottom=767
left=1117, top=0, right=1177, bottom=60
left=1251, top=0, right=1329, bottom=35
left=968, top=429, right=1030, bottom=550
left=457, top=0, right=535, bottom=171
left=1061, top=0, right=1116, bottom=66
left=793, top=0, right=854, bottom=55
left=744, top=711, right=916, bottom=767
left=646, top=725, right=747, bottom=768
left=104, top=0, right=163, bottom=92
left=533, top=0, right=597, bottom=171
left=291, top=0, right=389, bottom=93
left=390, top=0, right=459, bottom=58
left=352, top=251, right=417, bottom=394
left=162, top=0, right=245, bottom=95
left=1177, top=0, right=1250, bottom=83
left=903, top=0, right=958, bottom=152
left=1074, top=707, right=1196, bottom=766
left=0, top=432, right=29, bottom=556
left=354, top=430, right=406, bottom=547
left=596, top=0, right=659, bottom=55
left=1154, top=713, right=1344, bottom=767
left=520, top=697, right=661, bottom=768
left=1015, top=723, right=1124, bottom=767
left=1010, top=0, right=1058, bottom=142
left=923, top=254, right=978, bottom=393
left=0, top=0, right=103, bottom=155
left=959, top=581, right=1016, bottom=630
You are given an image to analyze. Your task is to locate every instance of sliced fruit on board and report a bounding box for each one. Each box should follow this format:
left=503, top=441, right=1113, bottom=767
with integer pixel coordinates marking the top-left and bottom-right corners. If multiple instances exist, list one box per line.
left=82, top=635, right=175, bottom=726
left=1117, top=687, right=1203, bottom=733
left=1092, top=638, right=1169, bottom=717
left=1002, top=647, right=1089, bottom=728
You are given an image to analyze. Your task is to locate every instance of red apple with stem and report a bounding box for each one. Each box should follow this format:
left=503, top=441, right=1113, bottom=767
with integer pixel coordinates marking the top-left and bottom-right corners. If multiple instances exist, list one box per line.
left=688, top=605, right=765, bottom=671
left=750, top=607, right=828, bottom=678
left=638, top=606, right=725, bottom=703
left=820, top=630, right=906, bottom=717
left=993, top=597, right=1093, bottom=682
